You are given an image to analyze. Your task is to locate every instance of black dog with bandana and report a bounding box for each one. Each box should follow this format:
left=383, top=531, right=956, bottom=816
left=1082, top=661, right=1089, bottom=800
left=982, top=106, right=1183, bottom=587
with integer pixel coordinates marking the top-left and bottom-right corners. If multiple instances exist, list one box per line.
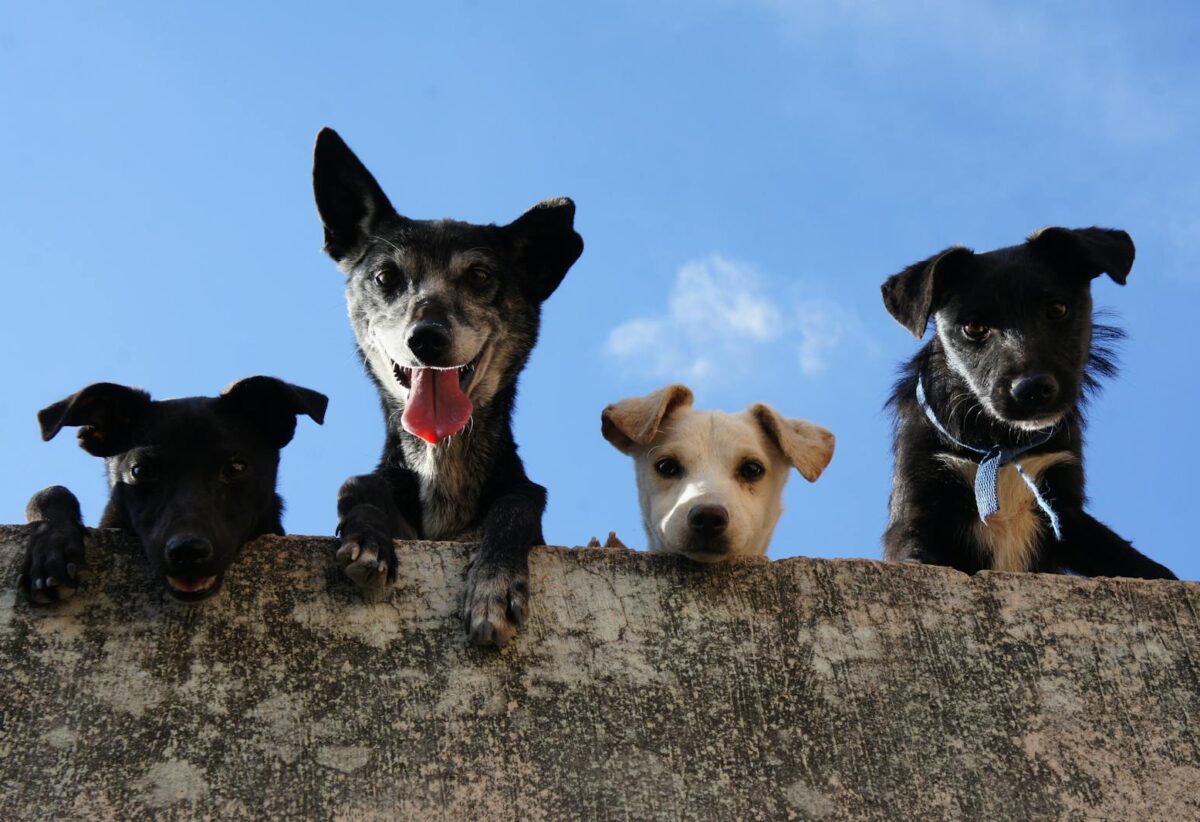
left=880, top=226, right=1175, bottom=579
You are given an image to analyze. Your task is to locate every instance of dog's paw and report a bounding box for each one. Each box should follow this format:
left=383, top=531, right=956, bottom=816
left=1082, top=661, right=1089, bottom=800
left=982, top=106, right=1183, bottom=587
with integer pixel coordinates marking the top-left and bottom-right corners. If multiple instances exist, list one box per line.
left=20, top=520, right=87, bottom=605
left=461, top=559, right=529, bottom=648
left=335, top=514, right=397, bottom=601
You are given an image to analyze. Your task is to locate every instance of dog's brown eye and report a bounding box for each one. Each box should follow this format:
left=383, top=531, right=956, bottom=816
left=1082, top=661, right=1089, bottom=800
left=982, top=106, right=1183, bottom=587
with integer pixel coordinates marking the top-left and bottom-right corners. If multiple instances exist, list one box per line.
left=654, top=458, right=682, bottom=479
left=962, top=322, right=991, bottom=341
left=129, top=463, right=155, bottom=483
left=739, top=460, right=766, bottom=482
left=221, top=459, right=248, bottom=482
left=374, top=266, right=402, bottom=290
left=469, top=267, right=492, bottom=288
left=1048, top=302, right=1069, bottom=321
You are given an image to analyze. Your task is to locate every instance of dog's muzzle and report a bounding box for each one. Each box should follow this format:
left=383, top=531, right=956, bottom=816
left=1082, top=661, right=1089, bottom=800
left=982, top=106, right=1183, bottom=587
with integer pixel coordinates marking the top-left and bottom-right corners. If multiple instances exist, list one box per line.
left=407, top=321, right=452, bottom=367
left=684, top=504, right=731, bottom=556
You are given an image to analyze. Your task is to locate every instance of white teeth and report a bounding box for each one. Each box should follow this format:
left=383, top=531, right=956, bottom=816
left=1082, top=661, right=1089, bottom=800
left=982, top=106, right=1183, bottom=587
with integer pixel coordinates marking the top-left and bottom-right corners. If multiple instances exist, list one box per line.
left=390, top=351, right=482, bottom=390
left=391, top=361, right=413, bottom=388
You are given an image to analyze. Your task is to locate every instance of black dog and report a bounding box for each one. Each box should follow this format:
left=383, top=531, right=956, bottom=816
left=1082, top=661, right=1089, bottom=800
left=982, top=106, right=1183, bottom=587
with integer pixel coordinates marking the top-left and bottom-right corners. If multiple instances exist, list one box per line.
left=312, top=128, right=583, bottom=646
left=21, top=377, right=327, bottom=602
left=881, top=227, right=1175, bottom=579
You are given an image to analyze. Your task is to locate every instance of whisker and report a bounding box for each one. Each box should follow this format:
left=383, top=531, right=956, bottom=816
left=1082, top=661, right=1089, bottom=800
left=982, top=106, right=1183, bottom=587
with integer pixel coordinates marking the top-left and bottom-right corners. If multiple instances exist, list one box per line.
left=368, top=234, right=406, bottom=256
left=945, top=391, right=976, bottom=426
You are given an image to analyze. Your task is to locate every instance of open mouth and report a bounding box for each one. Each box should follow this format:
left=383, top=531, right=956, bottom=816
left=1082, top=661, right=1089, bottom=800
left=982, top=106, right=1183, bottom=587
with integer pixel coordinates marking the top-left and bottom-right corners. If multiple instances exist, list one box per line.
left=166, top=574, right=220, bottom=600
left=389, top=346, right=489, bottom=445
left=391, top=349, right=482, bottom=394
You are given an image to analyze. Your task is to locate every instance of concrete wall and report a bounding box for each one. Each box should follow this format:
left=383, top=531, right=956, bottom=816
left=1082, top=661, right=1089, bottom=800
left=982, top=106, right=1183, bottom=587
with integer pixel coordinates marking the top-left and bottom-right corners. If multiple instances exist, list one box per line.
left=1, top=524, right=1198, bottom=819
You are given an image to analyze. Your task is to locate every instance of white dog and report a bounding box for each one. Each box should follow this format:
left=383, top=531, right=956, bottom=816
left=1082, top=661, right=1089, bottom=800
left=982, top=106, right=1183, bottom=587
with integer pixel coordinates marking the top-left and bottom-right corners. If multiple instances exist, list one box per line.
left=601, top=385, right=835, bottom=562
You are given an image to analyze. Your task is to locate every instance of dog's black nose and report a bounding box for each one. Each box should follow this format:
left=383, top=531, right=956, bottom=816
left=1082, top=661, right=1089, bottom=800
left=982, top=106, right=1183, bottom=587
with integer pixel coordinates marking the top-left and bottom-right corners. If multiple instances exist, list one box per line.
left=165, top=535, right=214, bottom=566
left=1010, top=374, right=1059, bottom=408
left=407, top=321, right=451, bottom=363
left=688, top=504, right=729, bottom=535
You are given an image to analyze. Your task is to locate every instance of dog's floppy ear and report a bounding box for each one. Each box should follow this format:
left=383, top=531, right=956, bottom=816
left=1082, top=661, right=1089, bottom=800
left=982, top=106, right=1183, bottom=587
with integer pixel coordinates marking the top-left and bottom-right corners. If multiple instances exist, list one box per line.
left=38, top=383, right=152, bottom=457
left=881, top=246, right=974, bottom=338
left=750, top=404, right=835, bottom=482
left=1027, top=227, right=1135, bottom=285
left=313, top=127, right=399, bottom=264
left=506, top=197, right=584, bottom=302
left=220, top=376, right=329, bottom=449
left=601, top=385, right=693, bottom=454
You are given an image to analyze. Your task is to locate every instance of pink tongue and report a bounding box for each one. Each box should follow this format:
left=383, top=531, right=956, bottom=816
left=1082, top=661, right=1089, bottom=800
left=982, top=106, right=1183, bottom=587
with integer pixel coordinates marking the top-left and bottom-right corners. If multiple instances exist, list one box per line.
left=401, top=368, right=473, bottom=445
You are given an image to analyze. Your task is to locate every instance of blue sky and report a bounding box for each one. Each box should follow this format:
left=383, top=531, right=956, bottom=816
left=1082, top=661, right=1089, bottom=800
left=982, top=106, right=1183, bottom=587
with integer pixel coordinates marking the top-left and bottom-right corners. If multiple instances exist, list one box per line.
left=2, top=1, right=1198, bottom=577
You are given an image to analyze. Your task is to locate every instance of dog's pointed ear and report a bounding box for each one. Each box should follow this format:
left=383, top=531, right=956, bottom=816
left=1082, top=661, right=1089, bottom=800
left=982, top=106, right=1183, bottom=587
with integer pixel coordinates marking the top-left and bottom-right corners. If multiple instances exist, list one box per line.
left=881, top=246, right=974, bottom=338
left=601, top=385, right=693, bottom=454
left=37, top=383, right=152, bottom=457
left=506, top=197, right=584, bottom=303
left=313, top=127, right=399, bottom=265
left=750, top=404, right=835, bottom=482
left=220, top=376, right=329, bottom=449
left=1027, top=227, right=1135, bottom=285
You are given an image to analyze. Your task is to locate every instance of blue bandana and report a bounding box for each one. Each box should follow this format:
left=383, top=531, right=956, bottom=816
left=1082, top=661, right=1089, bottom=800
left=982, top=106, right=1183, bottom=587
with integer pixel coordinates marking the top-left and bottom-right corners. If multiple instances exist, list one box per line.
left=916, top=376, right=1063, bottom=541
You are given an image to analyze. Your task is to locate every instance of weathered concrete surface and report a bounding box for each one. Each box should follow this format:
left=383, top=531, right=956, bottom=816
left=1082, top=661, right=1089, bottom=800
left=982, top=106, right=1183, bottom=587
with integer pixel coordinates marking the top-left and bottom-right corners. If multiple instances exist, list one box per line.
left=1, top=525, right=1198, bottom=820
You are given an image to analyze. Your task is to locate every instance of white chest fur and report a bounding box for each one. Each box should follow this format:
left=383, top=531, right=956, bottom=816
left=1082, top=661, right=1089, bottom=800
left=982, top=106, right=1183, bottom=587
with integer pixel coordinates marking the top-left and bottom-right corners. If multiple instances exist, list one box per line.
left=937, top=451, right=1075, bottom=572
left=411, top=445, right=483, bottom=541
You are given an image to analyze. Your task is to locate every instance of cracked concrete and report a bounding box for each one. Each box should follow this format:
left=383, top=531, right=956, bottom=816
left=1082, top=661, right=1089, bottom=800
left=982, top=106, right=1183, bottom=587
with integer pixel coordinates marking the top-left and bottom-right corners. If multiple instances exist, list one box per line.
left=1, top=525, right=1199, bottom=819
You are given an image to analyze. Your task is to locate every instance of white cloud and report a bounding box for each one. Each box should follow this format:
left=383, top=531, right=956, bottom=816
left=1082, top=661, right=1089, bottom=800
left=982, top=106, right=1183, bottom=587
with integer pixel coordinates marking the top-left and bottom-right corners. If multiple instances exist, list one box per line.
left=795, top=299, right=849, bottom=377
left=668, top=257, right=782, bottom=342
left=605, top=255, right=861, bottom=384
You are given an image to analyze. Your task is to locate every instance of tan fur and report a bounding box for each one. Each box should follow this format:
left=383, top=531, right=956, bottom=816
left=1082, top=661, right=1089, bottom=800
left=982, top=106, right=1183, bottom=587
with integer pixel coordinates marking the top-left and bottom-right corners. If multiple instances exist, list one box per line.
left=601, top=385, right=694, bottom=453
left=603, top=385, right=834, bottom=562
left=938, top=451, right=1076, bottom=571
left=749, top=404, right=836, bottom=482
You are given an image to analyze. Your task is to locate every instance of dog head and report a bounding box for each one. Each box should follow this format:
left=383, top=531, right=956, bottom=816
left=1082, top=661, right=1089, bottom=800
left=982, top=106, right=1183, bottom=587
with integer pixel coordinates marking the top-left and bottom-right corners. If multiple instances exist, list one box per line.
left=312, top=127, right=583, bottom=446
left=881, top=227, right=1133, bottom=430
left=602, top=385, right=835, bottom=562
left=37, top=377, right=327, bottom=601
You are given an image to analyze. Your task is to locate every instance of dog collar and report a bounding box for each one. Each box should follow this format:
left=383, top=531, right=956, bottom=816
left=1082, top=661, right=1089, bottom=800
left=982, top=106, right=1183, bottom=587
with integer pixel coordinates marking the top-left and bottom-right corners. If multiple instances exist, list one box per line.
left=916, top=375, right=1063, bottom=541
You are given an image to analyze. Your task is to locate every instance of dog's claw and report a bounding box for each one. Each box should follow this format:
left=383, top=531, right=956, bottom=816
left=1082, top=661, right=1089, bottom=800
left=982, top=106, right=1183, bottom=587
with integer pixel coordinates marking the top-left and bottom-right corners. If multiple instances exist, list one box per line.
left=462, top=560, right=530, bottom=648
left=21, top=519, right=87, bottom=605
left=334, top=518, right=396, bottom=602
left=335, top=541, right=360, bottom=564
left=343, top=546, right=380, bottom=586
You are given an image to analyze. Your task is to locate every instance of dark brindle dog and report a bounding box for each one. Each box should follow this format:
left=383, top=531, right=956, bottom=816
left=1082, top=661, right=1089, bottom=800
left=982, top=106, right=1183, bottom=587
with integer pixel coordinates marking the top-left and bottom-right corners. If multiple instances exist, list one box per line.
left=20, top=377, right=327, bottom=602
left=312, top=128, right=583, bottom=646
left=881, top=226, right=1175, bottom=579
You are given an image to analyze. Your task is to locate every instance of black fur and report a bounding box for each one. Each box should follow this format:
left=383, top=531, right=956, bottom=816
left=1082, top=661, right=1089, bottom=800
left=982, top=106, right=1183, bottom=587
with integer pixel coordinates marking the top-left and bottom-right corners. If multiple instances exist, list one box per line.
left=881, top=227, right=1176, bottom=579
left=21, top=377, right=327, bottom=603
left=312, top=127, right=583, bottom=646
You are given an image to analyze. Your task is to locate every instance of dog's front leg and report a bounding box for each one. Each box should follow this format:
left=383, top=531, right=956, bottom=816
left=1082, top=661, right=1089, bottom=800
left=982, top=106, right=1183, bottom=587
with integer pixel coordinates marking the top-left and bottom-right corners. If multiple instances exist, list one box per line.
left=1056, top=510, right=1178, bottom=580
left=883, top=495, right=975, bottom=570
left=21, top=485, right=88, bottom=604
left=882, top=448, right=974, bottom=569
left=336, top=472, right=418, bottom=600
left=883, top=527, right=940, bottom=565
left=461, top=484, right=547, bottom=648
